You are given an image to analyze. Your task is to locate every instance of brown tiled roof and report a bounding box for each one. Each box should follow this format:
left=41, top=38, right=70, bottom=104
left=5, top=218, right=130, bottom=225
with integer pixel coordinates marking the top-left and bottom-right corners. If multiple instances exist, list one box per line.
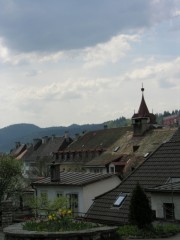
left=86, top=127, right=180, bottom=225
left=85, top=128, right=176, bottom=168
left=32, top=171, right=118, bottom=187
left=22, top=137, right=67, bottom=162
left=85, top=152, right=123, bottom=167
left=10, top=144, right=27, bottom=158
left=66, top=127, right=131, bottom=151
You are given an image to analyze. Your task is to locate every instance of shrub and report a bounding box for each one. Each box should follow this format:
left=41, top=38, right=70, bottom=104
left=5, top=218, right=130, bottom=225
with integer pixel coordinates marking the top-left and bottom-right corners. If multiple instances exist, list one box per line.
left=128, top=182, right=152, bottom=229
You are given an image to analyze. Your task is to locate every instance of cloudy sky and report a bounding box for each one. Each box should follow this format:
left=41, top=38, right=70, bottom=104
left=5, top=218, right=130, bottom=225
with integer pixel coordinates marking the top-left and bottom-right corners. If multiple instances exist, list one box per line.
left=0, top=0, right=180, bottom=128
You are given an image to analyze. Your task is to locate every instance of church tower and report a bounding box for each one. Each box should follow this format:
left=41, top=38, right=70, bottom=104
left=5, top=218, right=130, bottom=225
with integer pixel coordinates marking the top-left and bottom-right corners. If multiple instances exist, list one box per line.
left=132, top=85, right=156, bottom=136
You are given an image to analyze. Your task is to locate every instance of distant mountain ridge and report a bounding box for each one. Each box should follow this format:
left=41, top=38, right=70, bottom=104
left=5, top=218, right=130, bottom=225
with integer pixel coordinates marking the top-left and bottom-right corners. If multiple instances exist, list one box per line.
left=0, top=123, right=105, bottom=153
left=1, top=110, right=177, bottom=153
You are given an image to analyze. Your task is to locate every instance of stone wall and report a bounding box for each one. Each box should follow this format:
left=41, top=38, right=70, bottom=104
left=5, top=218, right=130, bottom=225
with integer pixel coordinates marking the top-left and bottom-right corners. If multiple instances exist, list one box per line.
left=1, top=201, right=13, bottom=228
left=4, top=223, right=118, bottom=240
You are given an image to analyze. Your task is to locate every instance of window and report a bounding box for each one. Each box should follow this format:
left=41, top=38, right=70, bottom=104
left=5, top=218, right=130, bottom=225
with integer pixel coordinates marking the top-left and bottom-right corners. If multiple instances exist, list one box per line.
left=66, top=193, right=78, bottom=215
left=114, top=146, right=120, bottom=152
left=56, top=192, right=63, bottom=198
left=113, top=193, right=126, bottom=207
left=163, top=203, right=174, bottom=220
left=40, top=191, right=48, bottom=208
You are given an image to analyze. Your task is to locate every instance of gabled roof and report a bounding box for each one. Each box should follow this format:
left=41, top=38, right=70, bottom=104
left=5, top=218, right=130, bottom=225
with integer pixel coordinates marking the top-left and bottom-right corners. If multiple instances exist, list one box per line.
left=22, top=136, right=68, bottom=162
left=32, top=171, right=119, bottom=187
left=146, top=179, right=180, bottom=193
left=10, top=144, right=27, bottom=158
left=85, top=128, right=176, bottom=169
left=66, top=127, right=131, bottom=151
left=85, top=152, right=124, bottom=167
left=86, top=127, right=180, bottom=225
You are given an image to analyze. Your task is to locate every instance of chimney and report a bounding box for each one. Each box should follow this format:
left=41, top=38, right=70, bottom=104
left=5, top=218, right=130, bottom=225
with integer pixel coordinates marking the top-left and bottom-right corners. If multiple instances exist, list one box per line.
left=75, top=133, right=79, bottom=139
left=50, top=161, right=60, bottom=182
left=33, top=138, right=42, bottom=150
left=51, top=134, right=55, bottom=141
left=42, top=136, right=49, bottom=144
left=64, top=131, right=70, bottom=142
left=15, top=142, right=20, bottom=149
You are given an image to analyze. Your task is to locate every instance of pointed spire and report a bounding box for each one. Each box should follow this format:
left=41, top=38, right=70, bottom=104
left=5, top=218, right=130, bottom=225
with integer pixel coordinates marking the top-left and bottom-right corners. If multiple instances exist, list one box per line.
left=138, top=84, right=149, bottom=116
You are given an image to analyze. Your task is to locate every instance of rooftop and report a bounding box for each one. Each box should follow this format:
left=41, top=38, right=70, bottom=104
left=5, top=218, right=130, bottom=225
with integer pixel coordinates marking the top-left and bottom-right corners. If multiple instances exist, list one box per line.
left=32, top=171, right=119, bottom=187
left=86, top=127, right=180, bottom=225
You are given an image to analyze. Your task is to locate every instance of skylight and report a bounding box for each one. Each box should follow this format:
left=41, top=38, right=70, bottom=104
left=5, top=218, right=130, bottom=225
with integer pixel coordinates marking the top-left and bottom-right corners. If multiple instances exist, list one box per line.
left=114, top=146, right=120, bottom=152
left=113, top=193, right=126, bottom=207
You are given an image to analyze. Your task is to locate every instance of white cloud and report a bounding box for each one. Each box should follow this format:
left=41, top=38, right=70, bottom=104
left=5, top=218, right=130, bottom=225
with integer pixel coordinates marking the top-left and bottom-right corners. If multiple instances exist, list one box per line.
left=83, top=34, right=139, bottom=68
left=123, top=57, right=180, bottom=89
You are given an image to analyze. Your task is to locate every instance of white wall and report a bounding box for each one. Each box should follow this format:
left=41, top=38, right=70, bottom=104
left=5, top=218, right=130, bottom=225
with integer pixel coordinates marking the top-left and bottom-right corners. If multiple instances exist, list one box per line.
left=34, top=175, right=121, bottom=215
left=82, top=175, right=121, bottom=213
left=36, top=186, right=84, bottom=213
left=151, top=192, right=180, bottom=220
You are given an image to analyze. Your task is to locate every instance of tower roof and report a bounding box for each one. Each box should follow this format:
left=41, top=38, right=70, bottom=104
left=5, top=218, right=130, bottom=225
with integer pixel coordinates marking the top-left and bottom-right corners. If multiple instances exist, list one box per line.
left=132, top=86, right=156, bottom=124
left=138, top=94, right=150, bottom=117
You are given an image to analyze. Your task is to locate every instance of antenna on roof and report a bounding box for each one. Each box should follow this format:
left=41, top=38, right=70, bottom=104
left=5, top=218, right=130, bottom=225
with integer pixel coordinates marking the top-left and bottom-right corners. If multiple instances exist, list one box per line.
left=141, top=83, right=144, bottom=94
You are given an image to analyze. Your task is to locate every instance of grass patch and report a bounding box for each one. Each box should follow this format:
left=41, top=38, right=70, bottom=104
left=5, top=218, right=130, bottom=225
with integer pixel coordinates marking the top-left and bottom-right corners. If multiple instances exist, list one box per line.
left=117, top=223, right=180, bottom=239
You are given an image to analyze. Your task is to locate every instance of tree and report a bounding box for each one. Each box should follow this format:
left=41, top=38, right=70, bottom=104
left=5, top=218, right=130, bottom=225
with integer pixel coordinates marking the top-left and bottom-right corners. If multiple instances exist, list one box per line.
left=128, top=182, right=152, bottom=229
left=0, top=155, right=23, bottom=203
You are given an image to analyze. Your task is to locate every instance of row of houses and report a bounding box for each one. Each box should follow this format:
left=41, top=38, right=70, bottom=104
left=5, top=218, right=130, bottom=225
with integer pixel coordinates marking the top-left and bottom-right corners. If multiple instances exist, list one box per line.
left=11, top=87, right=179, bottom=223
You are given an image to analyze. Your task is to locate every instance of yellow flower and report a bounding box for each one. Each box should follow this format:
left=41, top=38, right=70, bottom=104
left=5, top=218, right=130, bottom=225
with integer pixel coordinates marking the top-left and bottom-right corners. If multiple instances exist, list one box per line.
left=48, top=215, right=52, bottom=220
left=67, top=210, right=72, bottom=214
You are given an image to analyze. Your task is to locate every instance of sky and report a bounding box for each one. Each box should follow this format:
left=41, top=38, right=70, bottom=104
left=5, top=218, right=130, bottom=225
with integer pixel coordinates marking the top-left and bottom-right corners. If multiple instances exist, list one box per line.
left=0, top=0, right=180, bottom=128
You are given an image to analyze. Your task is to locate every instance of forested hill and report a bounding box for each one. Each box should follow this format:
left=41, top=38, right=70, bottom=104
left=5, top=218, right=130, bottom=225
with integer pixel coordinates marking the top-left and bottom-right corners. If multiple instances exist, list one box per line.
left=0, top=110, right=179, bottom=153
left=0, top=123, right=104, bottom=153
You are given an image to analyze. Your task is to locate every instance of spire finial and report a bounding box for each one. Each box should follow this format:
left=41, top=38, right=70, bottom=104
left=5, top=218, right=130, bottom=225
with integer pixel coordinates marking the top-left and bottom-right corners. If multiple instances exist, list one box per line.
left=141, top=83, right=144, bottom=94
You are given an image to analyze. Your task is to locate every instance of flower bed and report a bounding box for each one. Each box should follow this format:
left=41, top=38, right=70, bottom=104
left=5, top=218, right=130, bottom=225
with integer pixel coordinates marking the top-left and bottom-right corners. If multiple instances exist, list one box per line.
left=4, top=208, right=118, bottom=239
left=23, top=209, right=99, bottom=232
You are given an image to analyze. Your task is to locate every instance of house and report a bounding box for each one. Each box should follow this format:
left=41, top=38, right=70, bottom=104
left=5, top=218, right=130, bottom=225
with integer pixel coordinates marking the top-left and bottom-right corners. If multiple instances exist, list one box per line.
left=85, top=127, right=180, bottom=225
left=32, top=162, right=121, bottom=216
left=146, top=177, right=180, bottom=220
left=163, top=114, right=180, bottom=127
left=84, top=87, right=176, bottom=176
left=54, top=126, right=131, bottom=172
left=21, top=134, right=72, bottom=178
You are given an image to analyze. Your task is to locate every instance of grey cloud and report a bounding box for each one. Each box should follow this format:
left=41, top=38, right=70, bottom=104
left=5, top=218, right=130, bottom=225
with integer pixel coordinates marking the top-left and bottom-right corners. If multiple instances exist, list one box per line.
left=0, top=0, right=154, bottom=52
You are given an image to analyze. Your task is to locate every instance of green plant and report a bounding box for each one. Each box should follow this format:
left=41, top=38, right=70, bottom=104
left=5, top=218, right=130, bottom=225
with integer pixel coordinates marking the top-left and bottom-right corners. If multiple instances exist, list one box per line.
left=23, top=209, right=98, bottom=232
left=0, top=155, right=23, bottom=203
left=117, top=223, right=180, bottom=239
left=28, top=196, right=68, bottom=218
left=128, top=182, right=152, bottom=229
